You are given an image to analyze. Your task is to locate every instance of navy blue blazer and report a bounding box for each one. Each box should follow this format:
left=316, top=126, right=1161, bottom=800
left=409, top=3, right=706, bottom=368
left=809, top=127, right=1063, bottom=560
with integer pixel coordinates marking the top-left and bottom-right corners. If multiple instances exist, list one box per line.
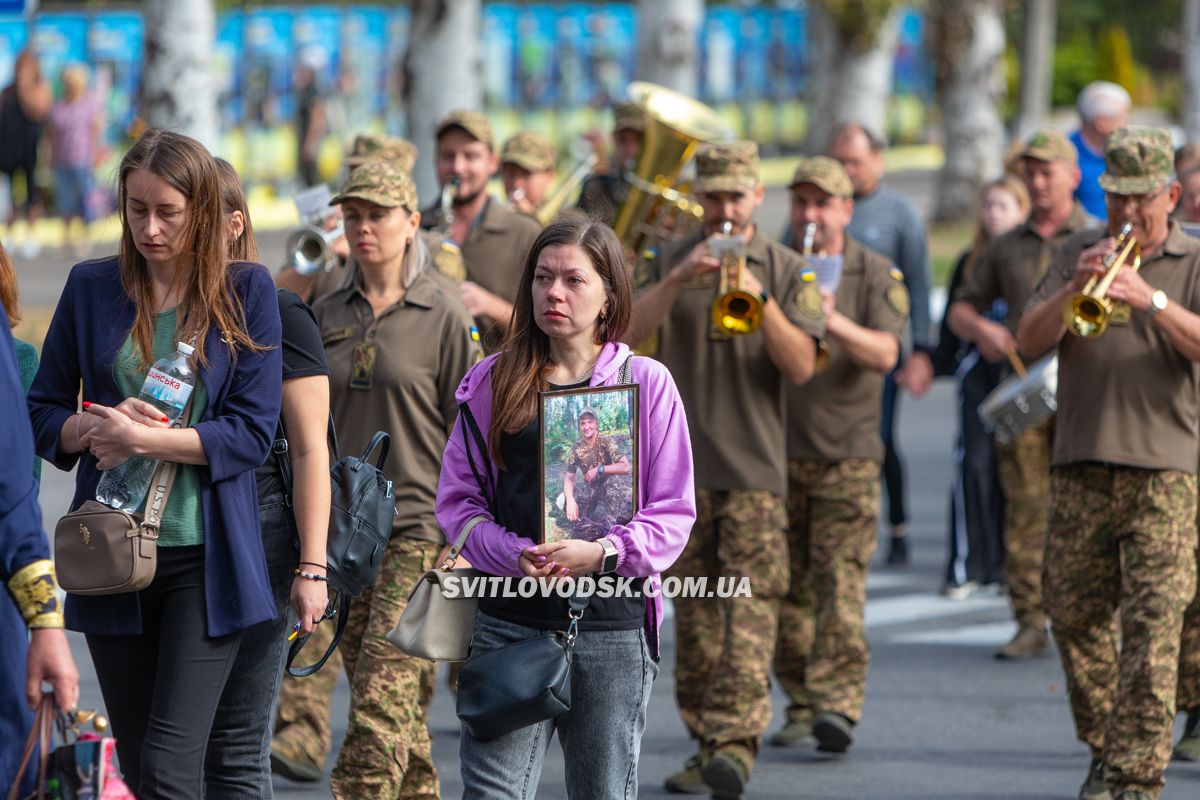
left=27, top=257, right=283, bottom=637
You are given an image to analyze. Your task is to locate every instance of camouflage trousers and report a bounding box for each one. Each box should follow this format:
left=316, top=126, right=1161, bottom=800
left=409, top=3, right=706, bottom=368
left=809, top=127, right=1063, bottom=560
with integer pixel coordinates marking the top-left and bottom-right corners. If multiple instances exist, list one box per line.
left=995, top=417, right=1054, bottom=629
left=776, top=459, right=879, bottom=725
left=1043, top=465, right=1197, bottom=798
left=668, top=488, right=789, bottom=771
left=1178, top=546, right=1200, bottom=712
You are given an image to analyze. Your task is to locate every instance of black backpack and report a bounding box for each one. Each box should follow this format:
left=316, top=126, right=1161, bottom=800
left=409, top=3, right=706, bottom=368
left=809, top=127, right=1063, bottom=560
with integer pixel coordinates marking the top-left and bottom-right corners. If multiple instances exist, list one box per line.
left=274, top=419, right=396, bottom=676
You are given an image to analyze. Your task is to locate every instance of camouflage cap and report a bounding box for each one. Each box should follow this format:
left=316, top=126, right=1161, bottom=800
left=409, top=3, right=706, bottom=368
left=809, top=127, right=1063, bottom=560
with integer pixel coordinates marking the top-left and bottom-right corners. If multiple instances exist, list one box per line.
left=435, top=109, right=493, bottom=147
left=694, top=140, right=760, bottom=194
left=501, top=130, right=557, bottom=172
left=613, top=102, right=645, bottom=134
left=578, top=407, right=598, bottom=421
left=1099, top=126, right=1174, bottom=195
left=346, top=133, right=417, bottom=172
left=330, top=160, right=418, bottom=210
left=788, top=156, right=853, bottom=198
left=1019, top=127, right=1077, bottom=164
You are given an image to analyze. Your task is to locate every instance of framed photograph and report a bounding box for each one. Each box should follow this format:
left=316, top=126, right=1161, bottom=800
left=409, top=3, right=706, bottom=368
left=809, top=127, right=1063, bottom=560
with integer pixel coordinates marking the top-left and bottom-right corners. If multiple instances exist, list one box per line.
left=539, top=383, right=639, bottom=545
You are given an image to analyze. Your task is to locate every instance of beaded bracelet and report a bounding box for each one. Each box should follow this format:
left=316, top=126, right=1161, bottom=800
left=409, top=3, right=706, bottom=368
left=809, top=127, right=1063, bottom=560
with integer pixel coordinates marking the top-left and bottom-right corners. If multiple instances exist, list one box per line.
left=294, top=569, right=329, bottom=582
left=297, top=561, right=328, bottom=571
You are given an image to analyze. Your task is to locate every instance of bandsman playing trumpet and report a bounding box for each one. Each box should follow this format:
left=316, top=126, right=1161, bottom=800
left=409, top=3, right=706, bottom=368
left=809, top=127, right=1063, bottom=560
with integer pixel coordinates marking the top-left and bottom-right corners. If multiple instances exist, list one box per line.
left=623, top=140, right=824, bottom=799
left=770, top=157, right=908, bottom=755
left=500, top=129, right=557, bottom=218
left=1018, top=126, right=1200, bottom=800
left=946, top=128, right=1097, bottom=661
left=420, top=110, right=541, bottom=351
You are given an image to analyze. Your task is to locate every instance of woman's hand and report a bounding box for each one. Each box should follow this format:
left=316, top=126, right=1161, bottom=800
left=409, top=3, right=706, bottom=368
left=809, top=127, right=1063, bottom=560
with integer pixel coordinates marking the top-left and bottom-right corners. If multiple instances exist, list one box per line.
left=291, top=574, right=329, bottom=636
left=523, top=540, right=605, bottom=577
left=79, top=403, right=168, bottom=469
left=112, top=397, right=172, bottom=426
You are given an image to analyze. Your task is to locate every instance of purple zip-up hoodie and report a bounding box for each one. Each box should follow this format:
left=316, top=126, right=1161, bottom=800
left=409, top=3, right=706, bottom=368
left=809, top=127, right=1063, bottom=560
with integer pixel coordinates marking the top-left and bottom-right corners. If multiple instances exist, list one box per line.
left=436, top=341, right=696, bottom=657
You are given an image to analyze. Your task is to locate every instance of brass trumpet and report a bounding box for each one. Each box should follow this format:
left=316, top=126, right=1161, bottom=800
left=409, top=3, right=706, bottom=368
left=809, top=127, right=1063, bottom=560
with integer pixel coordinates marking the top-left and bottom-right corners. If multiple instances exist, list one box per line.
left=436, top=176, right=460, bottom=234
left=800, top=222, right=833, bottom=373
left=710, top=221, right=764, bottom=335
left=284, top=223, right=344, bottom=276
left=1063, top=223, right=1141, bottom=338
left=532, top=151, right=599, bottom=225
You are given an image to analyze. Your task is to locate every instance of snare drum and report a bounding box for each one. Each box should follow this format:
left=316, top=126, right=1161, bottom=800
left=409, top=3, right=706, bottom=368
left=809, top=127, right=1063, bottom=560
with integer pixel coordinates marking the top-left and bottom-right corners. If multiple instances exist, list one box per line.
left=977, top=355, right=1058, bottom=444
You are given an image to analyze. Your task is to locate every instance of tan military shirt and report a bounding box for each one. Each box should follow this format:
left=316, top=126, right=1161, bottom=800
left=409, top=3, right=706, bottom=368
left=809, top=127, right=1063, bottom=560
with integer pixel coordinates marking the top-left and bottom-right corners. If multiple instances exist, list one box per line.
left=955, top=203, right=1097, bottom=335
left=644, top=227, right=825, bottom=495
left=787, top=239, right=909, bottom=462
left=422, top=195, right=542, bottom=349
left=314, top=264, right=483, bottom=543
left=1027, top=222, right=1200, bottom=473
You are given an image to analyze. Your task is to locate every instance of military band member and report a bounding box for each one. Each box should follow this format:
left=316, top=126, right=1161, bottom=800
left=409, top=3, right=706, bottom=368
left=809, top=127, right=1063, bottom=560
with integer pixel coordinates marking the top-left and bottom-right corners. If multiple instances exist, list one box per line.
left=577, top=101, right=644, bottom=226
left=947, top=128, right=1097, bottom=661
left=420, top=110, right=542, bottom=351
left=500, top=129, right=557, bottom=218
left=1018, top=127, right=1200, bottom=800
left=770, top=157, right=907, bottom=754
left=623, top=141, right=823, bottom=799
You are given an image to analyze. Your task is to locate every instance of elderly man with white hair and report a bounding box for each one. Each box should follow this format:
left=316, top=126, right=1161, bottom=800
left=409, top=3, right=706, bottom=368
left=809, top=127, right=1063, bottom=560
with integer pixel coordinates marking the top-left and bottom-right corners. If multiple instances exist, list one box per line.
left=1071, top=80, right=1132, bottom=220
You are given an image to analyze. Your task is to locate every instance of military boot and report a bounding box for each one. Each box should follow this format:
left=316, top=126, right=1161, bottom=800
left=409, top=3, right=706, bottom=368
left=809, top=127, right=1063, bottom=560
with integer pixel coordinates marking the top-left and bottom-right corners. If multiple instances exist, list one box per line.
left=1078, top=757, right=1112, bottom=800
left=995, top=624, right=1051, bottom=660
left=664, top=753, right=710, bottom=795
left=813, top=712, right=855, bottom=753
left=1175, top=707, right=1200, bottom=761
left=1112, top=792, right=1153, bottom=800
left=769, top=718, right=814, bottom=747
left=701, top=748, right=750, bottom=800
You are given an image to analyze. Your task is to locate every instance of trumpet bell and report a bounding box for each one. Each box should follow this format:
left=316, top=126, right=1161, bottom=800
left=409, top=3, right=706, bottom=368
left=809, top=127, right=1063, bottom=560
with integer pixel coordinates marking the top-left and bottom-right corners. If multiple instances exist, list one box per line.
left=1064, top=292, right=1112, bottom=338
left=285, top=224, right=342, bottom=276
left=711, top=290, right=764, bottom=334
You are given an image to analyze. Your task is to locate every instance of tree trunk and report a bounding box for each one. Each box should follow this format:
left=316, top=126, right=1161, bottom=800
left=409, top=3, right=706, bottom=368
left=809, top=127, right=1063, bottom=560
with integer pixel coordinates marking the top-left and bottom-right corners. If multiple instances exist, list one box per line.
left=1184, top=0, right=1200, bottom=142
left=803, top=4, right=899, bottom=153
left=635, top=0, right=703, bottom=97
left=1014, top=0, right=1056, bottom=139
left=405, top=0, right=483, bottom=203
left=141, top=0, right=217, bottom=149
left=932, top=0, right=1006, bottom=222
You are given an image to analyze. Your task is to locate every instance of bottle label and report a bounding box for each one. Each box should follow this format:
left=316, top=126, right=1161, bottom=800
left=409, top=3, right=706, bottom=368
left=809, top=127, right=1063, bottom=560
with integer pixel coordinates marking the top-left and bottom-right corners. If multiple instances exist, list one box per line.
left=144, top=367, right=194, bottom=416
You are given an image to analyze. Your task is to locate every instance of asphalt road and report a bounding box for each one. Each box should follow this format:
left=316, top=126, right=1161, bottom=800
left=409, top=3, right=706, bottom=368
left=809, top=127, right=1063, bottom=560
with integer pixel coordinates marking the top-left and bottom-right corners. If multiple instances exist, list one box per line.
left=23, top=179, right=1200, bottom=798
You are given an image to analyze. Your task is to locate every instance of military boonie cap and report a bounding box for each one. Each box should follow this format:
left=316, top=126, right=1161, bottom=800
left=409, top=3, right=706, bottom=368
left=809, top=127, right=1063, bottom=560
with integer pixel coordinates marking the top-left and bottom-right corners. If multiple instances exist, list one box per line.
left=330, top=160, right=418, bottom=210
left=613, top=102, right=644, bottom=134
left=1099, top=126, right=1174, bottom=195
left=579, top=407, right=599, bottom=421
left=1020, top=128, right=1077, bottom=165
left=789, top=156, right=853, bottom=198
left=435, top=109, right=493, bottom=147
left=501, top=130, right=557, bottom=172
left=346, top=133, right=417, bottom=172
left=694, top=140, right=760, bottom=194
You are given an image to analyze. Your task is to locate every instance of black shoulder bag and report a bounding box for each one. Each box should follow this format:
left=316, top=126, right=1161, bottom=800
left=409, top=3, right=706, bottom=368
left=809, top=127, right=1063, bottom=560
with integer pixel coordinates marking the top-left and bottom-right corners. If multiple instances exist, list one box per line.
left=275, top=416, right=397, bottom=677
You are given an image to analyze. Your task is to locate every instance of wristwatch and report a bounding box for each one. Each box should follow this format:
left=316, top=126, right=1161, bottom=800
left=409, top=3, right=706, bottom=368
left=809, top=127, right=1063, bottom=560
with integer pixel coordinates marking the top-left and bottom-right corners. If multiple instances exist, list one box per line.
left=598, top=537, right=619, bottom=575
left=1149, top=289, right=1169, bottom=316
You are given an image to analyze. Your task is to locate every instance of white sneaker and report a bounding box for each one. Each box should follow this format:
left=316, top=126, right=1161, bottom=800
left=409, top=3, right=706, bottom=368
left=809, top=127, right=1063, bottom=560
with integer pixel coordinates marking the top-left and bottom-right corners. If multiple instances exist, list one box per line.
left=941, top=581, right=980, bottom=600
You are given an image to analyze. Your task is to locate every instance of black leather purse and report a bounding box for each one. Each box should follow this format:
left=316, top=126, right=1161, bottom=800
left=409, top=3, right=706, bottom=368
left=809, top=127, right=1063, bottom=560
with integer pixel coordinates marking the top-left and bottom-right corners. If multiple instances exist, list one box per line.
left=455, top=590, right=591, bottom=741
left=276, top=418, right=396, bottom=676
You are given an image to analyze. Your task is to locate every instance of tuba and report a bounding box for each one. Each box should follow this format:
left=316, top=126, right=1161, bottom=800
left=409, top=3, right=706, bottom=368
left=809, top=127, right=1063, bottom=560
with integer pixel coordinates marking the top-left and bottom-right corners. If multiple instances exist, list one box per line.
left=613, top=82, right=733, bottom=256
left=800, top=222, right=833, bottom=372
left=284, top=223, right=344, bottom=276
left=710, top=221, right=764, bottom=335
left=1063, top=223, right=1141, bottom=338
left=529, top=152, right=598, bottom=225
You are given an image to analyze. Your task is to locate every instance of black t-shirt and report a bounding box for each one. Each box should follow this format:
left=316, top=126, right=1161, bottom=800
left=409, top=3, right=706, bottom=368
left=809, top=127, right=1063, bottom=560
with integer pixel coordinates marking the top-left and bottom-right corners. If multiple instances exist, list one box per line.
left=480, top=379, right=644, bottom=632
left=256, top=289, right=331, bottom=502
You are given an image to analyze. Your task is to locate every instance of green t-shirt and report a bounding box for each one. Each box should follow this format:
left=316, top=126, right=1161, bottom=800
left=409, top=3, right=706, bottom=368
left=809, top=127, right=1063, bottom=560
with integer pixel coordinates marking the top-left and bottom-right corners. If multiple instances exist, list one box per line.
left=113, top=308, right=208, bottom=547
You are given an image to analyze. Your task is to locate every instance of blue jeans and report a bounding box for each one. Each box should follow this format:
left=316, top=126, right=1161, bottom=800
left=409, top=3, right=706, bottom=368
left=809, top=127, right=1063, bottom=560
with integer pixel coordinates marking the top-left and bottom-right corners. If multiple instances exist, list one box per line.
left=459, top=613, right=658, bottom=800
left=54, top=165, right=92, bottom=221
left=204, top=490, right=297, bottom=798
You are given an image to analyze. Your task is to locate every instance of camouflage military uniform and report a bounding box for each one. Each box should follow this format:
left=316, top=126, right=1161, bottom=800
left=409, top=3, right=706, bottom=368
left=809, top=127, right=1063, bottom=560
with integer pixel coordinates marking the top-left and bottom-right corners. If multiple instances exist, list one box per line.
left=1043, top=465, right=1196, bottom=795
left=346, top=132, right=419, bottom=172
left=1179, top=547, right=1200, bottom=713
left=994, top=417, right=1055, bottom=630
left=776, top=459, right=879, bottom=725
left=561, top=433, right=631, bottom=539
left=667, top=488, right=790, bottom=769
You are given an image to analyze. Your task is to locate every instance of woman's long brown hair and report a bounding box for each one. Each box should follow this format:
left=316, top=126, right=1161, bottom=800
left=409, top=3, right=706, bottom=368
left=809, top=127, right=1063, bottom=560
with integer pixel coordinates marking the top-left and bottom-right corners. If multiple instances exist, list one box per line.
left=214, top=157, right=259, bottom=262
left=118, top=128, right=263, bottom=368
left=0, top=243, right=19, bottom=327
left=488, top=217, right=632, bottom=469
left=963, top=174, right=1031, bottom=278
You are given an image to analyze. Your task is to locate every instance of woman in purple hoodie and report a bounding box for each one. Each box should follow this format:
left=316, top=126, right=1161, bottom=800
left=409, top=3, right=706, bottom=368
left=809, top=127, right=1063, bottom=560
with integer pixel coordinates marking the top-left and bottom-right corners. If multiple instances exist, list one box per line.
left=436, top=217, right=696, bottom=798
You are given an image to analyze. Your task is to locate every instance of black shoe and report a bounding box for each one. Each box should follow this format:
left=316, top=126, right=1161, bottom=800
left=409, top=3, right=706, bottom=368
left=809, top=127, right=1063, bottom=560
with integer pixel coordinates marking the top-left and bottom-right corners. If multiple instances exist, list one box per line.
left=701, top=751, right=748, bottom=800
left=269, top=750, right=323, bottom=783
left=885, top=536, right=909, bottom=566
left=813, top=712, right=855, bottom=753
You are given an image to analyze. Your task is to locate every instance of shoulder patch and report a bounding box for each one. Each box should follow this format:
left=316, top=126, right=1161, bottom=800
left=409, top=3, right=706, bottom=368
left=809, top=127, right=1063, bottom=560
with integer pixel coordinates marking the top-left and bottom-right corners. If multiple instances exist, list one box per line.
left=800, top=268, right=817, bottom=282
left=888, top=267, right=904, bottom=282
left=886, top=283, right=910, bottom=317
left=434, top=241, right=467, bottom=282
left=795, top=281, right=823, bottom=318
left=468, top=325, right=484, bottom=364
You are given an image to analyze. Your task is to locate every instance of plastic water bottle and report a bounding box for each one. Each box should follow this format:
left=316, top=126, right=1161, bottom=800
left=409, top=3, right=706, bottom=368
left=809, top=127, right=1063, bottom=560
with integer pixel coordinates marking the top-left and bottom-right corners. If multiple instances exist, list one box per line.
left=95, top=342, right=196, bottom=511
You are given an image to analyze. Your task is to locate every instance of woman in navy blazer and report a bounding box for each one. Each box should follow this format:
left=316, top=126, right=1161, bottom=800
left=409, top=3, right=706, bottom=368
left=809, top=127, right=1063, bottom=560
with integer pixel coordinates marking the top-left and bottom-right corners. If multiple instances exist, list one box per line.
left=27, top=129, right=282, bottom=798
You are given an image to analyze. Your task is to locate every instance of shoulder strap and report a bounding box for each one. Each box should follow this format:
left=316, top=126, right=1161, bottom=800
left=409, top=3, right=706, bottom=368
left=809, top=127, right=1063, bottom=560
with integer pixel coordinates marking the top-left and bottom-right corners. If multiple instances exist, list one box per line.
left=458, top=402, right=497, bottom=519
left=274, top=410, right=338, bottom=508
left=141, top=392, right=195, bottom=535
left=619, top=354, right=634, bottom=384
left=285, top=592, right=350, bottom=677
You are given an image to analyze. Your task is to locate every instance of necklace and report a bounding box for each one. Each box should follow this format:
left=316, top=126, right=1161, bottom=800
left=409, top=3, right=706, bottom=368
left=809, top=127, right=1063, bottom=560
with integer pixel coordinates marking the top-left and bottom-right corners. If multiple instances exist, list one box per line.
left=575, top=355, right=599, bottom=384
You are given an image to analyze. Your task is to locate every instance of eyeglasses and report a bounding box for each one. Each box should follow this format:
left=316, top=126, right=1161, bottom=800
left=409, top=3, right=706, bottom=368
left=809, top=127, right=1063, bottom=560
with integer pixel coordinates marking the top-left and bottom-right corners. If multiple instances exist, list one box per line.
left=1106, top=185, right=1167, bottom=210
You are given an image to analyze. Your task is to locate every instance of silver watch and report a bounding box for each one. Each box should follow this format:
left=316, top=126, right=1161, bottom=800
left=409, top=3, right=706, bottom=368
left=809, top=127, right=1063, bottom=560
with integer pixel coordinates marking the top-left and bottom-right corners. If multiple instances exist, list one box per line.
left=1149, top=289, right=1169, bottom=316
left=598, top=537, right=619, bottom=574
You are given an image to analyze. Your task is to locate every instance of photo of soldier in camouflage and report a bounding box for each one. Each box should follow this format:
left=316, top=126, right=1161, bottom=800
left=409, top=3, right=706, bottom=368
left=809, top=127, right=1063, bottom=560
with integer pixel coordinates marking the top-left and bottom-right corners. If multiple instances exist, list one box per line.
left=541, top=387, right=638, bottom=543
